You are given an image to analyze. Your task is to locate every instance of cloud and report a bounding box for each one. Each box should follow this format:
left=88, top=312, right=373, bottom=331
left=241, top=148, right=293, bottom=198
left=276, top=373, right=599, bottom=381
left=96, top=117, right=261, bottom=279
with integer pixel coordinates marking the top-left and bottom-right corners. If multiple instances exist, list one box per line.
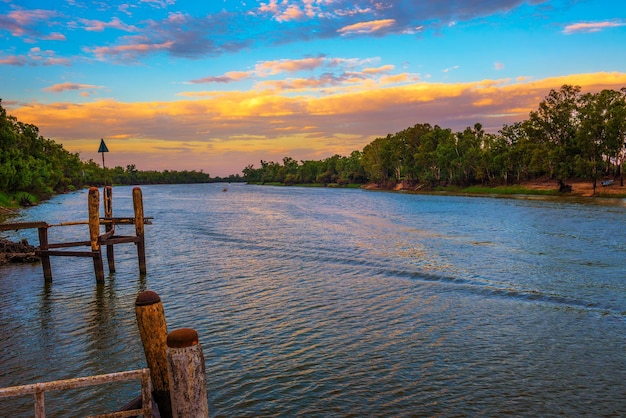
left=563, top=20, right=626, bottom=34
left=9, top=72, right=626, bottom=176
left=80, top=17, right=137, bottom=32
left=494, top=62, right=505, bottom=71
left=338, top=19, right=396, bottom=35
left=2, top=1, right=554, bottom=64
left=88, top=40, right=174, bottom=62
left=258, top=0, right=325, bottom=22
left=42, top=83, right=101, bottom=93
left=0, top=47, right=71, bottom=66
left=362, top=65, right=395, bottom=75
left=140, top=0, right=176, bottom=8
left=442, top=65, right=460, bottom=73
left=0, top=9, right=66, bottom=41
left=190, top=71, right=253, bottom=84
left=255, top=57, right=327, bottom=76
left=186, top=58, right=400, bottom=92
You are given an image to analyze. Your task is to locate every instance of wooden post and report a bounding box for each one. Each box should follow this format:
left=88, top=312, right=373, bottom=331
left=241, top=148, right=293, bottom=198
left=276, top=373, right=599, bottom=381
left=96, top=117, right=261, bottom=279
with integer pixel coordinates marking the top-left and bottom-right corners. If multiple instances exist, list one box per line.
left=37, top=226, right=52, bottom=281
left=104, top=186, right=115, bottom=273
left=166, top=328, right=209, bottom=418
left=133, top=187, right=147, bottom=274
left=135, top=291, right=172, bottom=418
left=88, top=187, right=105, bottom=282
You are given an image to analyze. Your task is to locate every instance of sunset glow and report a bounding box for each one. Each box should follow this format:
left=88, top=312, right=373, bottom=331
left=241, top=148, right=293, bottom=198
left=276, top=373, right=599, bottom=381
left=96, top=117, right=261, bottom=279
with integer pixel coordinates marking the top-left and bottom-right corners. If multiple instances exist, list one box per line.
left=2, top=1, right=625, bottom=176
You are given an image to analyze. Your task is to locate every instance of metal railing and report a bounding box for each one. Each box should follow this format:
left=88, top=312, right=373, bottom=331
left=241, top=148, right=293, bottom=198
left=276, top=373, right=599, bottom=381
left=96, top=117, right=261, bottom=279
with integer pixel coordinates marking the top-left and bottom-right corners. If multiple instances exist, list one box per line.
left=0, top=368, right=152, bottom=418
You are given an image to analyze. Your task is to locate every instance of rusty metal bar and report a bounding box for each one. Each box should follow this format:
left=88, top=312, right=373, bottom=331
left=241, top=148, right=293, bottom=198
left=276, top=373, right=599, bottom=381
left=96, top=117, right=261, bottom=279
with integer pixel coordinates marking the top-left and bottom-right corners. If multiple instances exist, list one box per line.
left=0, top=369, right=152, bottom=418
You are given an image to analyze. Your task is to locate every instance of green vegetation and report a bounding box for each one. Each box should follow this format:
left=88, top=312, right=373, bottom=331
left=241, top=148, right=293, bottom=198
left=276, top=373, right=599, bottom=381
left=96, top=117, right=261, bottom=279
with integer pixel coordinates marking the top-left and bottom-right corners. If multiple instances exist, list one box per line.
left=0, top=99, right=243, bottom=208
left=458, top=186, right=558, bottom=196
left=3, top=84, right=625, bottom=208
left=242, top=85, right=626, bottom=193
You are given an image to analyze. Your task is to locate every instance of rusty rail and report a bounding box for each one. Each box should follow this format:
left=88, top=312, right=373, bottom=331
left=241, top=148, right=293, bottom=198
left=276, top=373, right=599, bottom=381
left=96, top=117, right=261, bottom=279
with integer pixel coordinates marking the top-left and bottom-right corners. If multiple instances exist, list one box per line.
left=0, top=368, right=152, bottom=418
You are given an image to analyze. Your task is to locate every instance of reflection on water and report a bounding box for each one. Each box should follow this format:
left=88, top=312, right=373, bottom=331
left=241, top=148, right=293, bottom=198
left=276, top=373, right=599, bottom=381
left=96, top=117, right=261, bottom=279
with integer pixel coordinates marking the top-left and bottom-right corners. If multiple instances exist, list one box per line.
left=1, top=184, right=625, bottom=416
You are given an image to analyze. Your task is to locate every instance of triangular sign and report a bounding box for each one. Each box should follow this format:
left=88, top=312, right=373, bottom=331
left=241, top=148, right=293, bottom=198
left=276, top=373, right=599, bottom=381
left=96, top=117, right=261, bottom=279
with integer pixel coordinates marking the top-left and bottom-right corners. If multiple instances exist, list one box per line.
left=98, top=138, right=109, bottom=153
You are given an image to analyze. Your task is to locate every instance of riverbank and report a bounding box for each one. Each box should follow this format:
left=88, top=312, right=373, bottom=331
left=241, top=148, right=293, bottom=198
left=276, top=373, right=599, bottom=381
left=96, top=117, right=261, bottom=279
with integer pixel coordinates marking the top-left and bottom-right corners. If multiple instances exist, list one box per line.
left=0, top=238, right=38, bottom=264
left=364, top=178, right=626, bottom=198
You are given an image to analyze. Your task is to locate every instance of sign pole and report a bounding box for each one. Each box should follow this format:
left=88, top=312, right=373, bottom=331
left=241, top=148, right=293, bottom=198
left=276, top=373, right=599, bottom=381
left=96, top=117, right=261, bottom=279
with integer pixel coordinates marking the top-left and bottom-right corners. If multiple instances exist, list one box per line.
left=98, top=138, right=109, bottom=186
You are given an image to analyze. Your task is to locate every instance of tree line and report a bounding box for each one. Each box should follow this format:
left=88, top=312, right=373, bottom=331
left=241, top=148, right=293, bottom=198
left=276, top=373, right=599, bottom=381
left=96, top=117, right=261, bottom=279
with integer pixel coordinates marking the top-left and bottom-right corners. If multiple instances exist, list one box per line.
left=0, top=99, right=234, bottom=206
left=242, top=85, right=626, bottom=191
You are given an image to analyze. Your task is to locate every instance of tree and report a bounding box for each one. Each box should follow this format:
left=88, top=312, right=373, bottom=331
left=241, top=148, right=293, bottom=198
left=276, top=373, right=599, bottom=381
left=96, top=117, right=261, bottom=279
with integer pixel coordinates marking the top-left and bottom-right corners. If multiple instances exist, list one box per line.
left=528, top=85, right=582, bottom=179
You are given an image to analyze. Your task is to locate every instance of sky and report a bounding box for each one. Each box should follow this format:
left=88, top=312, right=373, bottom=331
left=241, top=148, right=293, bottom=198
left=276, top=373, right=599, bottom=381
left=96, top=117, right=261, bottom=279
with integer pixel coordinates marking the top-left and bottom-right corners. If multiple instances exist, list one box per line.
left=1, top=0, right=625, bottom=177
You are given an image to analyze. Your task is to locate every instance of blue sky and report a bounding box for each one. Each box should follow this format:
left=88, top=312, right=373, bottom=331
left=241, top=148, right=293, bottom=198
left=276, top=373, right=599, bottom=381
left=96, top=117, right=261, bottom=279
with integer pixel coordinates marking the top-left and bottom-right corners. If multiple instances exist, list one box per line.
left=1, top=0, right=625, bottom=176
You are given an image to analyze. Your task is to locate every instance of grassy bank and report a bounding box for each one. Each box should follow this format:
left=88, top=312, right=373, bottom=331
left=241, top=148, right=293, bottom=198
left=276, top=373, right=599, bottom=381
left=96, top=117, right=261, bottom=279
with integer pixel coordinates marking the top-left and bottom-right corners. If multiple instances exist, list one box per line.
left=455, top=185, right=560, bottom=196
left=0, top=191, right=37, bottom=209
left=247, top=182, right=362, bottom=189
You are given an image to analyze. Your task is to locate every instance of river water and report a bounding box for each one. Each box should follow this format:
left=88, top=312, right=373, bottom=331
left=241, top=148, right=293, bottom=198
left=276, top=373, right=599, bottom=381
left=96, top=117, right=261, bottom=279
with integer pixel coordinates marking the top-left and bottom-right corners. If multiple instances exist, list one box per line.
left=0, top=183, right=624, bottom=417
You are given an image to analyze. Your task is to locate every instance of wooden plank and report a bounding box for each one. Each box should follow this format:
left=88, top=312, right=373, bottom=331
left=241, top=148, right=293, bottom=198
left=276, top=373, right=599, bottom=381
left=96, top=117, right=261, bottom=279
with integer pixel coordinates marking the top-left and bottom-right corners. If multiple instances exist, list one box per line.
left=47, top=241, right=92, bottom=249
left=37, top=250, right=99, bottom=258
left=0, top=221, right=48, bottom=231
left=101, top=236, right=140, bottom=245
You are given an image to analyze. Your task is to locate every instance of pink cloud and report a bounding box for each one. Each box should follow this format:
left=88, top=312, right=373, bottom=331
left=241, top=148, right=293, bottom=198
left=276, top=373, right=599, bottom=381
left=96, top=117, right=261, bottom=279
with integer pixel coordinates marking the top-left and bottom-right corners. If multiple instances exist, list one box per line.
left=190, top=71, right=253, bottom=84
left=89, top=41, right=174, bottom=62
left=0, top=55, right=27, bottom=65
left=42, top=82, right=100, bottom=93
left=0, top=9, right=60, bottom=39
left=563, top=21, right=625, bottom=34
left=80, top=17, right=137, bottom=32
left=0, top=47, right=70, bottom=66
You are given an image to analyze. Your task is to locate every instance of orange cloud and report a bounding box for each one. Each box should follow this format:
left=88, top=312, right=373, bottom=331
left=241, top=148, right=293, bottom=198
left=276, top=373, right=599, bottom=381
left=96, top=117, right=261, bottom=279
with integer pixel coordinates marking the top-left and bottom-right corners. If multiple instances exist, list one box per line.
left=8, top=72, right=626, bottom=176
left=255, top=57, right=326, bottom=75
left=362, top=65, right=395, bottom=74
left=338, top=19, right=396, bottom=35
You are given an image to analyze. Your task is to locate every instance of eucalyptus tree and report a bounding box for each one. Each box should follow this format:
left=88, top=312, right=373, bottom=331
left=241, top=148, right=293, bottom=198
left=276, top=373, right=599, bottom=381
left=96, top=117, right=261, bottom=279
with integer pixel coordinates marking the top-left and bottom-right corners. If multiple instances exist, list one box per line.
left=577, top=89, right=626, bottom=191
left=362, top=136, right=394, bottom=184
left=528, top=85, right=582, bottom=179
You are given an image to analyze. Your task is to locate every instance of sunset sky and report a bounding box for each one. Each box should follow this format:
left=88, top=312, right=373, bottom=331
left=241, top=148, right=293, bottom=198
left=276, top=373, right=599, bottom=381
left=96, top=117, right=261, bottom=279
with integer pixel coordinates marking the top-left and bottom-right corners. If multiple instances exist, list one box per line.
left=2, top=0, right=625, bottom=176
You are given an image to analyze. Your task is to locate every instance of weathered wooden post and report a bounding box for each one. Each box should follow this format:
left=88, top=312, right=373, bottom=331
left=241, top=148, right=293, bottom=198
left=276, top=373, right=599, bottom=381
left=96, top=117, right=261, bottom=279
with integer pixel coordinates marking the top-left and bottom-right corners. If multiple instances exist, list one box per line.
left=37, top=225, right=52, bottom=281
left=166, top=328, right=209, bottom=418
left=135, top=290, right=172, bottom=418
left=133, top=187, right=147, bottom=275
left=88, top=187, right=105, bottom=282
left=104, top=185, right=115, bottom=273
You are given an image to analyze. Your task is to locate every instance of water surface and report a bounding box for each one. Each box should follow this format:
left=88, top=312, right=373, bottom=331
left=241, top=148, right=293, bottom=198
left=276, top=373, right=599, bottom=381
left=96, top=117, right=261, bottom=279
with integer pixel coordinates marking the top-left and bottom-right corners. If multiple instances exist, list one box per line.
left=1, top=184, right=625, bottom=416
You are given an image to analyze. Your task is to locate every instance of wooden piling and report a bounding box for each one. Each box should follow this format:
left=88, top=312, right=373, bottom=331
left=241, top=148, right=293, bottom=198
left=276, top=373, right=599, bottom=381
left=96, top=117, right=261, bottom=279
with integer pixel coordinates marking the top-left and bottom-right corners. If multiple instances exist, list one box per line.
left=104, top=186, right=115, bottom=273
left=166, top=328, right=209, bottom=418
left=88, top=187, right=105, bottom=282
left=133, top=187, right=147, bottom=274
left=135, top=290, right=172, bottom=418
left=37, top=226, right=52, bottom=281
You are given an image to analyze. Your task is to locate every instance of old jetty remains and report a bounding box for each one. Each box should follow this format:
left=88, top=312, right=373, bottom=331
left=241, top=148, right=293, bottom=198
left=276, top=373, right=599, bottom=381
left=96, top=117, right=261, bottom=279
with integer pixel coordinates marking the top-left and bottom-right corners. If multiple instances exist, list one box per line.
left=0, top=186, right=151, bottom=282
left=0, top=291, right=210, bottom=417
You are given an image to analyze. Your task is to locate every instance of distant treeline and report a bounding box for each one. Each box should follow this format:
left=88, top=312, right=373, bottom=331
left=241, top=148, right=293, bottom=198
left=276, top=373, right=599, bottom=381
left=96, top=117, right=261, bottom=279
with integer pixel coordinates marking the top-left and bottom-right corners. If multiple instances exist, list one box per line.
left=0, top=99, right=241, bottom=206
left=242, top=85, right=626, bottom=189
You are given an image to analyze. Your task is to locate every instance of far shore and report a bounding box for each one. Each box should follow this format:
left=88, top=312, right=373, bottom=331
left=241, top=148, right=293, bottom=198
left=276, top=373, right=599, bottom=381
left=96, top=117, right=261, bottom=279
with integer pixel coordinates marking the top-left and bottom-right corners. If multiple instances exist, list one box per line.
left=363, top=178, right=626, bottom=199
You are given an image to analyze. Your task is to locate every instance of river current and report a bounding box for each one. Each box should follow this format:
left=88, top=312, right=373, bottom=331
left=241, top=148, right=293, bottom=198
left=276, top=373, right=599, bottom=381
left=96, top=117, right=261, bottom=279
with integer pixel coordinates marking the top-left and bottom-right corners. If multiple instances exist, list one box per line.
left=0, top=183, right=625, bottom=417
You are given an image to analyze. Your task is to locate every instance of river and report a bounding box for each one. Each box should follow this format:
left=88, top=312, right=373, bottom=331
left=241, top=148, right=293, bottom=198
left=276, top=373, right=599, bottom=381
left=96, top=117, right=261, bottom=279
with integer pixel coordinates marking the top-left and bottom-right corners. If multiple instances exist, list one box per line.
left=0, top=183, right=625, bottom=417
